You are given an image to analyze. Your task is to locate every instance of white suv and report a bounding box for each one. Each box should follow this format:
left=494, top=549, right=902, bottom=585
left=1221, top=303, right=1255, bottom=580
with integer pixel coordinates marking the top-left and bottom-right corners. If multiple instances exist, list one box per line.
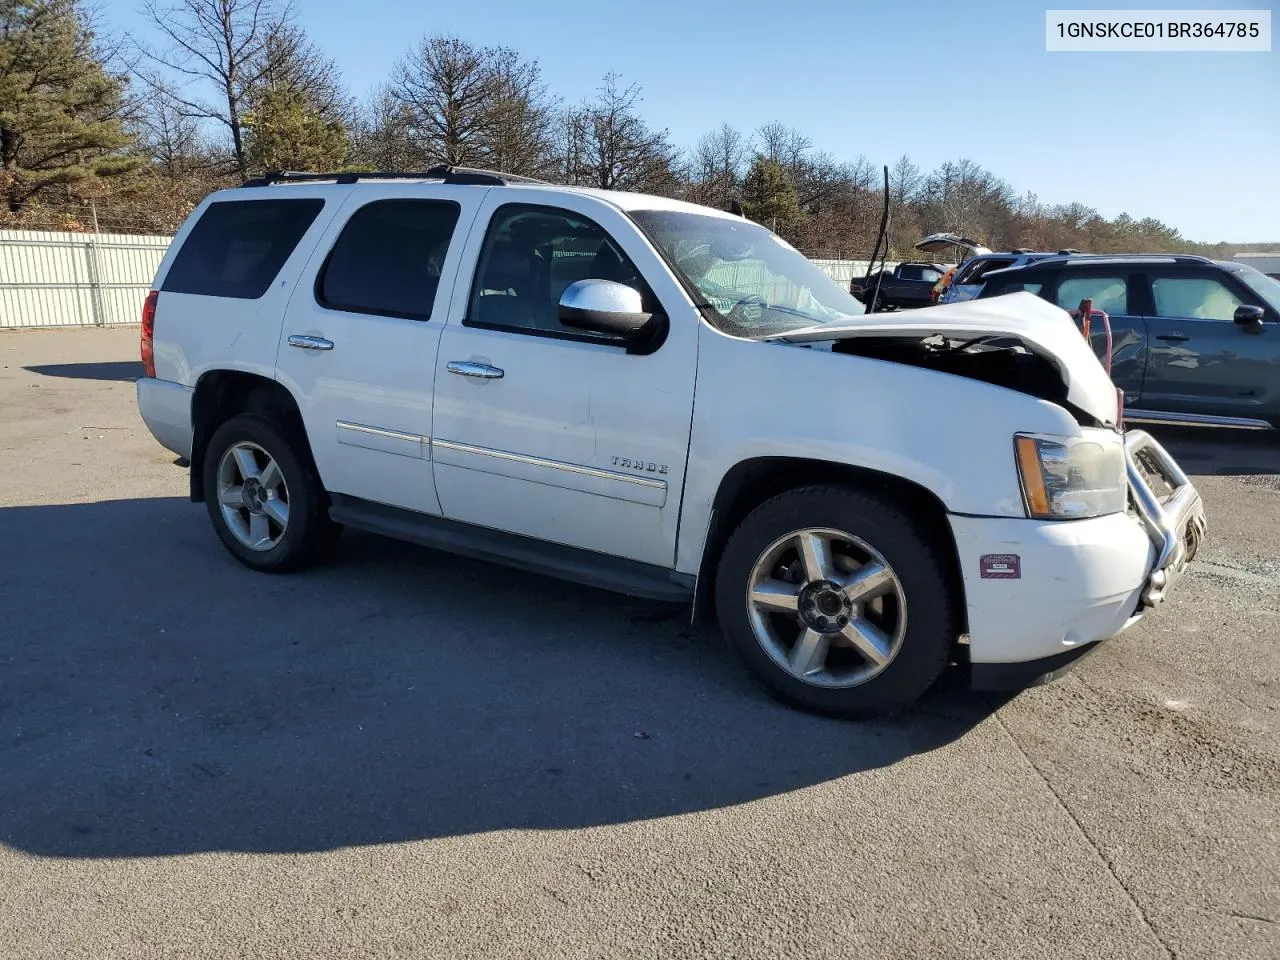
left=135, top=166, right=1206, bottom=717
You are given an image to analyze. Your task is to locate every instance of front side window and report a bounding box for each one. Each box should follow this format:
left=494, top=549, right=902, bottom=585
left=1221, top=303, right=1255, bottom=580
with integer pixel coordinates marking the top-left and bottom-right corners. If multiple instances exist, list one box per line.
left=1056, top=275, right=1128, bottom=316
left=1151, top=276, right=1246, bottom=322
left=629, top=209, right=865, bottom=338
left=1233, top=265, right=1280, bottom=312
left=467, top=204, right=651, bottom=340
left=163, top=198, right=324, bottom=299
left=318, top=199, right=461, bottom=320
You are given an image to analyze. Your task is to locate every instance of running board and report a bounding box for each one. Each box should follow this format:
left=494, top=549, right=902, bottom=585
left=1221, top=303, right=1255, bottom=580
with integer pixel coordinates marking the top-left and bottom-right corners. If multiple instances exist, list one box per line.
left=328, top=494, right=695, bottom=603
left=1123, top=409, right=1273, bottom=430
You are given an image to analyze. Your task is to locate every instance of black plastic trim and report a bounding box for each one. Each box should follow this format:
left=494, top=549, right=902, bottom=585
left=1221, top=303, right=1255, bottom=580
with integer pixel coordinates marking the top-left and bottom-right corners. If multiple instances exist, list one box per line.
left=328, top=494, right=695, bottom=602
left=970, top=642, right=1101, bottom=691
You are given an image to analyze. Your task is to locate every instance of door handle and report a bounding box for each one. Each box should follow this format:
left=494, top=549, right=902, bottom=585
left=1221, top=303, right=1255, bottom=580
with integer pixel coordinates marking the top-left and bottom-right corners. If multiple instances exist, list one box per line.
left=447, top=360, right=504, bottom=379
left=1156, top=334, right=1189, bottom=343
left=288, top=334, right=334, bottom=351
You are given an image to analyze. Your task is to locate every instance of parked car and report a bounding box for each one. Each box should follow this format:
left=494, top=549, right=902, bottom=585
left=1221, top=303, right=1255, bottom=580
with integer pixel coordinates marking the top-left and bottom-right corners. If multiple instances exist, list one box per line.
left=939, top=248, right=1086, bottom=305
left=977, top=254, right=1280, bottom=428
left=850, top=261, right=949, bottom=311
left=134, top=167, right=1205, bottom=717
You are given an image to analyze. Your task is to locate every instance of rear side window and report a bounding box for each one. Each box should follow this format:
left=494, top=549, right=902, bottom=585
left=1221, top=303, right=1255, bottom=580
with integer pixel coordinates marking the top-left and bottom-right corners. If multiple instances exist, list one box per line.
left=985, top=278, right=1044, bottom=297
left=898, top=264, right=942, bottom=282
left=1056, top=275, right=1128, bottom=315
left=163, top=199, right=323, bottom=299
left=317, top=199, right=462, bottom=320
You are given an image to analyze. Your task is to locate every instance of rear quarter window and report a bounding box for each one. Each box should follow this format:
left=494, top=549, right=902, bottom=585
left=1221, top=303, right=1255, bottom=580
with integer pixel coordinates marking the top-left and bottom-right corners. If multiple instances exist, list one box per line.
left=162, top=198, right=324, bottom=299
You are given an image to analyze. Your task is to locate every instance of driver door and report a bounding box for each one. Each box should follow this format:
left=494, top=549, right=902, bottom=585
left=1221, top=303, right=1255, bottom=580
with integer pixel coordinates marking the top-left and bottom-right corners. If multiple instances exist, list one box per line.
left=429, top=190, right=698, bottom=567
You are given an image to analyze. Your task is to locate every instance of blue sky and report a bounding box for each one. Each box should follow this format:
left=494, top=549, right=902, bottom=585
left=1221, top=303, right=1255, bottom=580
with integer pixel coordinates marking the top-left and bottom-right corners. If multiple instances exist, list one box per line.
left=109, top=0, right=1278, bottom=242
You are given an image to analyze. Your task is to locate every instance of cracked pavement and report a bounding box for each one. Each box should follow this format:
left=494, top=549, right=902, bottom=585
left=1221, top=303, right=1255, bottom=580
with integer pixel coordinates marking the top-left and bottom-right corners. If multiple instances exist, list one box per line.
left=1, top=328, right=1277, bottom=959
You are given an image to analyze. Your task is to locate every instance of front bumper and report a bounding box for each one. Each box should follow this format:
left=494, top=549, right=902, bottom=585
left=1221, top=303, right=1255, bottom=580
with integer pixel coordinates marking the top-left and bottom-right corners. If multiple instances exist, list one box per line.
left=952, top=428, right=1205, bottom=682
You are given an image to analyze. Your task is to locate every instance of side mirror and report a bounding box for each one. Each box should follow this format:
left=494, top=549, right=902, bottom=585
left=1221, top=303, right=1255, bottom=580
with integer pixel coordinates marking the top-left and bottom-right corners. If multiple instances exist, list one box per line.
left=1234, top=304, right=1266, bottom=333
left=558, top=279, right=653, bottom=339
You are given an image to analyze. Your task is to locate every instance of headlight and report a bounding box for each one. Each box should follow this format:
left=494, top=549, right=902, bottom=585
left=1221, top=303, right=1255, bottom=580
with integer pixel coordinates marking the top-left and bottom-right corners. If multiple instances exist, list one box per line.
left=1014, top=433, right=1127, bottom=519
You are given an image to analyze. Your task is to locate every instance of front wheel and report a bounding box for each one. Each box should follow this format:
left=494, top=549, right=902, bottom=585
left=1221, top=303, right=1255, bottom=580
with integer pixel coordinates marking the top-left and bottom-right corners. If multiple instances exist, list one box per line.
left=202, top=414, right=341, bottom=572
left=714, top=485, right=959, bottom=718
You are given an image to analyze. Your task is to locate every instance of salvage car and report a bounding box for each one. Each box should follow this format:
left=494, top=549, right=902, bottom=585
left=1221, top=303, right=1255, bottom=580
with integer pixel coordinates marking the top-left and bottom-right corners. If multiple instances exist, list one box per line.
left=850, top=261, right=949, bottom=311
left=978, top=254, right=1280, bottom=429
left=134, top=167, right=1207, bottom=717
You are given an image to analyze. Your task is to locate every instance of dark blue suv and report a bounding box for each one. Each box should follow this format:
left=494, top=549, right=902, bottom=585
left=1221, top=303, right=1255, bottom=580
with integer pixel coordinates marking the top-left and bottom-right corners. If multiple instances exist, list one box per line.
left=977, top=255, right=1280, bottom=429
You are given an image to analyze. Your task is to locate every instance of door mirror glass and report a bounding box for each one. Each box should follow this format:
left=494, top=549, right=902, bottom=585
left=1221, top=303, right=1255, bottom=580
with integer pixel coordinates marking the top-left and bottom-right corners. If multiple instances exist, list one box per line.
left=558, top=279, right=652, bottom=338
left=1234, top=304, right=1266, bottom=331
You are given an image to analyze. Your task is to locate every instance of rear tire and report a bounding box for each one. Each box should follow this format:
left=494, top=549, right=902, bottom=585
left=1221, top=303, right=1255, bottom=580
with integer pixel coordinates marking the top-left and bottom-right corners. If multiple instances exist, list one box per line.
left=202, top=413, right=340, bottom=573
left=714, top=485, right=958, bottom=718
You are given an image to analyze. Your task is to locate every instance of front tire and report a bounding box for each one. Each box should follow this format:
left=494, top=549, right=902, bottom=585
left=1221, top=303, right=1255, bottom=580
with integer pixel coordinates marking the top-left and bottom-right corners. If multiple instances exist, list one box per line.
left=202, top=413, right=340, bottom=573
left=714, top=485, right=958, bottom=718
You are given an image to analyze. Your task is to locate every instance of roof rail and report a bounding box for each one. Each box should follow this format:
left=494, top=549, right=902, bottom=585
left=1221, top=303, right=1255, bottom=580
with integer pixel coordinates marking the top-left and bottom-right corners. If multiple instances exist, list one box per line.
left=1020, top=252, right=1218, bottom=267
left=242, top=165, right=549, bottom=188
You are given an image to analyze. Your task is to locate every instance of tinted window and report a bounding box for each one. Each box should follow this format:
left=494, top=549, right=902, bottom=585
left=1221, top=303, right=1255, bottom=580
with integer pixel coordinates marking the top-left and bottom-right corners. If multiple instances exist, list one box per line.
left=1056, top=275, right=1128, bottom=315
left=957, top=257, right=1015, bottom=284
left=468, top=204, right=649, bottom=339
left=985, top=278, right=1044, bottom=297
left=1151, top=276, right=1245, bottom=321
left=163, top=199, right=323, bottom=299
left=318, top=200, right=461, bottom=320
left=897, top=264, right=942, bottom=283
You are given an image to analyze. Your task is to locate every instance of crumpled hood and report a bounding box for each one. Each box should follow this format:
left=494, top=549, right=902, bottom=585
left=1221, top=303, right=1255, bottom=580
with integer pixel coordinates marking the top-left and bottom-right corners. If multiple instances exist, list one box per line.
left=767, top=292, right=1120, bottom=426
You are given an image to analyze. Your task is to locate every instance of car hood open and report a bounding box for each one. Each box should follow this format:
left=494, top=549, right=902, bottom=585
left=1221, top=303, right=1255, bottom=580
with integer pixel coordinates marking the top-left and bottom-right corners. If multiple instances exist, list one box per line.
left=914, top=233, right=992, bottom=258
left=765, top=293, right=1119, bottom=426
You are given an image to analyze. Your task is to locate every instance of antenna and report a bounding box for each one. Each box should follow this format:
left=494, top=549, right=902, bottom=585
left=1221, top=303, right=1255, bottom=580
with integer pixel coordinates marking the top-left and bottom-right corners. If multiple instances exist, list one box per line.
left=864, top=165, right=891, bottom=312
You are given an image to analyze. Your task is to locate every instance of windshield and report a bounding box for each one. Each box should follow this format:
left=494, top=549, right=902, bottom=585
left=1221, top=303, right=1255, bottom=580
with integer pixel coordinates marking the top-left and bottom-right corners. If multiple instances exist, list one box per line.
left=1234, top=264, right=1280, bottom=312
left=629, top=209, right=866, bottom=337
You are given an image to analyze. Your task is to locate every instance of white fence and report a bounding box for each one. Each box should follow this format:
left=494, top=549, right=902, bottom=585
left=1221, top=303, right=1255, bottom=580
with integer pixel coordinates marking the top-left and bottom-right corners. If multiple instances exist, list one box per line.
left=0, top=228, right=888, bottom=330
left=0, top=230, right=171, bottom=329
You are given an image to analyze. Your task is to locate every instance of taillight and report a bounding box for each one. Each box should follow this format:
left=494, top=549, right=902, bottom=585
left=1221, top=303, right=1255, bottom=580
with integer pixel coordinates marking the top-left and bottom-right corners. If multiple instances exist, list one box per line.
left=141, top=291, right=158, bottom=378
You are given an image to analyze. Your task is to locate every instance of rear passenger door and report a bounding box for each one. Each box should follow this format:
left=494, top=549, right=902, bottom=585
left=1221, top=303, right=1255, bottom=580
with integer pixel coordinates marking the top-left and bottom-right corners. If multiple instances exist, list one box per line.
left=1048, top=269, right=1148, bottom=405
left=275, top=186, right=482, bottom=516
left=1139, top=269, right=1279, bottom=419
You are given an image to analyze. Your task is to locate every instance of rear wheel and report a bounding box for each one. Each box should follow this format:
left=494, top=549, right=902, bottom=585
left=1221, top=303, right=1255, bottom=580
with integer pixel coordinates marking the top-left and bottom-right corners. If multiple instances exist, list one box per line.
left=714, top=485, right=958, bottom=717
left=202, top=414, right=340, bottom=572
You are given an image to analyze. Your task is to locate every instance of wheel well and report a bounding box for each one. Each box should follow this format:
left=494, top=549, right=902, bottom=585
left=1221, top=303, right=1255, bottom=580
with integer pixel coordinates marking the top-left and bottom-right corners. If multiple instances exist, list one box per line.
left=693, top=457, right=968, bottom=633
left=188, top=371, right=305, bottom=502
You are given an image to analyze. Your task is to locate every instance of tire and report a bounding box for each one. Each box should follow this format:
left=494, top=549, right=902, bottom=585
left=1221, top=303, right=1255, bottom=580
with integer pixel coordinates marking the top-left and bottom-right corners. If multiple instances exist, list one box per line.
left=202, top=413, right=341, bottom=573
left=714, top=484, right=958, bottom=718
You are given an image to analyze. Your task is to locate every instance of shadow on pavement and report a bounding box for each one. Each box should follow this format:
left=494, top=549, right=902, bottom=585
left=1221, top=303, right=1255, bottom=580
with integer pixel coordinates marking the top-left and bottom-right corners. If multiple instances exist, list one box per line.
left=23, top=361, right=143, bottom=382
left=0, top=497, right=1003, bottom=859
left=1141, top=424, right=1279, bottom=477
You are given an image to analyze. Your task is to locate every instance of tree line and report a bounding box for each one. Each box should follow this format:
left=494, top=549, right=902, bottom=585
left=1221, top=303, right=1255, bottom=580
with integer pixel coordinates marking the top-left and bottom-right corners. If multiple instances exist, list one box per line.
left=1, top=0, right=1269, bottom=259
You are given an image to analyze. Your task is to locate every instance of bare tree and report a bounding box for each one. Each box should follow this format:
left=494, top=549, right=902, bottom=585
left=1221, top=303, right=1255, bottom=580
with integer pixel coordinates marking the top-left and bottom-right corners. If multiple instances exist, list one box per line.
left=131, top=0, right=292, bottom=181
left=483, top=47, right=558, bottom=177
left=351, top=85, right=423, bottom=170
left=755, top=122, right=811, bottom=172
left=889, top=154, right=921, bottom=206
left=688, top=123, right=747, bottom=207
left=390, top=34, right=492, bottom=166
left=249, top=22, right=353, bottom=127
left=561, top=73, right=679, bottom=193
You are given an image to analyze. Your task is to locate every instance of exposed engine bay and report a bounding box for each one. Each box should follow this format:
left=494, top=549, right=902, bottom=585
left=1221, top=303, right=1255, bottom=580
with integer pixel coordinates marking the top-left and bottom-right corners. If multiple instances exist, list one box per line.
left=827, top=334, right=1101, bottom=426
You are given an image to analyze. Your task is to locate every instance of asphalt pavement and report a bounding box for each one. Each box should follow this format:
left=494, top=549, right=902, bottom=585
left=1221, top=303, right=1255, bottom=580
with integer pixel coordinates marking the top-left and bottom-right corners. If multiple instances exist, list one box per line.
left=1, top=327, right=1277, bottom=959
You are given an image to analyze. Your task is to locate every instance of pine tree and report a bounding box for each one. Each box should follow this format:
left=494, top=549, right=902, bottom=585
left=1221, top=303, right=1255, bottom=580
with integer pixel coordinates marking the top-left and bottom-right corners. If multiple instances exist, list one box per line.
left=0, top=0, right=136, bottom=212
left=244, top=86, right=348, bottom=172
left=740, top=156, right=802, bottom=237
